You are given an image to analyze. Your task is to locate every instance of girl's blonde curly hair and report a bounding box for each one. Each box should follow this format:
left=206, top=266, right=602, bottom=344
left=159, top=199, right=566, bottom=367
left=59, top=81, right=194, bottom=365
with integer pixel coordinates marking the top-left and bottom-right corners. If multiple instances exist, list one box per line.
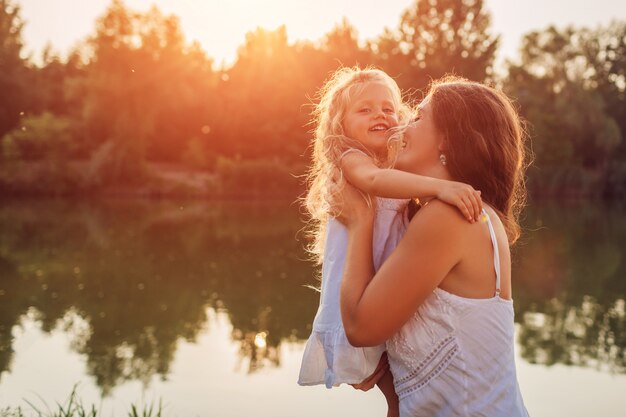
left=304, top=66, right=413, bottom=264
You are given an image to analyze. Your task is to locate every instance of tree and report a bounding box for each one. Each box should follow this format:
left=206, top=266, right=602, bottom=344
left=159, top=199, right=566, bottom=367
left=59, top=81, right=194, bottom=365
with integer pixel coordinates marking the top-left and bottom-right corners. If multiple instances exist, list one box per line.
left=0, top=0, right=28, bottom=137
left=322, top=18, right=372, bottom=67
left=583, top=21, right=626, bottom=198
left=29, top=45, right=86, bottom=118
left=214, top=26, right=310, bottom=161
left=73, top=0, right=217, bottom=181
left=374, top=0, right=499, bottom=92
left=505, top=24, right=624, bottom=197
left=592, top=22, right=626, bottom=148
left=2, top=112, right=75, bottom=161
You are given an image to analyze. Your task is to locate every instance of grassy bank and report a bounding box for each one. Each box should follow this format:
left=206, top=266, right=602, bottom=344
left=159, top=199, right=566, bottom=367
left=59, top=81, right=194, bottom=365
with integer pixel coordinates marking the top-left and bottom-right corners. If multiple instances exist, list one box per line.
left=0, top=389, right=163, bottom=417
left=0, top=160, right=306, bottom=199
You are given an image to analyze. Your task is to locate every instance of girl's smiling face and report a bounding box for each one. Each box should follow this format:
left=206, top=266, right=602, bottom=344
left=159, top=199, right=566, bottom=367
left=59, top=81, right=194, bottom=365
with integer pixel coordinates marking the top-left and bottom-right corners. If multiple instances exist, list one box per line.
left=342, top=82, right=399, bottom=157
left=395, top=99, right=445, bottom=176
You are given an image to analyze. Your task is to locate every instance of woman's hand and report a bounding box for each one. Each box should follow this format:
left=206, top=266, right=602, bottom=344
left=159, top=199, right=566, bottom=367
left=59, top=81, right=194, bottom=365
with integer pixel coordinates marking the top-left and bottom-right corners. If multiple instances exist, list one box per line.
left=330, top=170, right=376, bottom=228
left=350, top=352, right=390, bottom=392
left=436, top=180, right=482, bottom=222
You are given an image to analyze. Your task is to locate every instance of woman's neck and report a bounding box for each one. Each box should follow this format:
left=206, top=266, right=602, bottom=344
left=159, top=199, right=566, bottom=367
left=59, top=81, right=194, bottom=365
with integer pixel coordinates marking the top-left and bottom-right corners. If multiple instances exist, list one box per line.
left=417, top=163, right=452, bottom=182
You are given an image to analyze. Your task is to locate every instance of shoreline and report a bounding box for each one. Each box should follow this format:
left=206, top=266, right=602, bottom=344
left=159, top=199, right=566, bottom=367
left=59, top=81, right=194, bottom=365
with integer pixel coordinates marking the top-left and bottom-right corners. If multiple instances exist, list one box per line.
left=1, top=162, right=622, bottom=203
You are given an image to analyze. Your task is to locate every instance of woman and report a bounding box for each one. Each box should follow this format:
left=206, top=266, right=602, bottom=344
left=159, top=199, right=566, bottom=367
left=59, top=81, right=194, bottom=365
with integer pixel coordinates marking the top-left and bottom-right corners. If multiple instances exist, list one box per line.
left=337, top=76, right=530, bottom=416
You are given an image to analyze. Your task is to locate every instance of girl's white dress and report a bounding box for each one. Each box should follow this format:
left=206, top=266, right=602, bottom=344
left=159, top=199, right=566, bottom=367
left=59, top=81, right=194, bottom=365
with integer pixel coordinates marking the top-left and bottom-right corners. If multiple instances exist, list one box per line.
left=298, top=197, right=409, bottom=388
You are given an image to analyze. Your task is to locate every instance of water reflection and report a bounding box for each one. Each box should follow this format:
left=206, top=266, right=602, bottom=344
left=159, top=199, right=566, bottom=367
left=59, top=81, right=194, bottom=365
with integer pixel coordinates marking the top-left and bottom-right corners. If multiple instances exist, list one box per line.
left=0, top=199, right=318, bottom=394
left=0, top=199, right=624, bottom=395
left=513, top=202, right=626, bottom=372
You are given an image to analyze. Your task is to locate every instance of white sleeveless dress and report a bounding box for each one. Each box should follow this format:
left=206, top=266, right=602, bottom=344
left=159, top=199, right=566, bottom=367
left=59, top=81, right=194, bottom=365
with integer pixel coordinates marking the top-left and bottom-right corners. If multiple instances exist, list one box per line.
left=298, top=197, right=409, bottom=388
left=386, top=209, right=529, bottom=416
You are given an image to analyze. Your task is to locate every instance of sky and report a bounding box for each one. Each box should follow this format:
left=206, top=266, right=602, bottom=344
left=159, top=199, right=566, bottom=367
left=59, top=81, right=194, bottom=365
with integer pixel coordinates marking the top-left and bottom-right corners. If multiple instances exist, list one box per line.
left=14, top=0, right=626, bottom=68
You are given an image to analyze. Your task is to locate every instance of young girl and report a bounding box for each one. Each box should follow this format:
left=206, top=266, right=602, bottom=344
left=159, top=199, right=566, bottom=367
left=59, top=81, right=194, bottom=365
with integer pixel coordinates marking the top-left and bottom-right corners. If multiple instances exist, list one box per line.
left=297, top=67, right=482, bottom=412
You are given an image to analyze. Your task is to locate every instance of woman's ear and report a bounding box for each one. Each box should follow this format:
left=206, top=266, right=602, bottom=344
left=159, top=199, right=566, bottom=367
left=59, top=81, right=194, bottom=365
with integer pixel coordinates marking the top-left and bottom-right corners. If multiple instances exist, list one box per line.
left=436, top=129, right=447, bottom=152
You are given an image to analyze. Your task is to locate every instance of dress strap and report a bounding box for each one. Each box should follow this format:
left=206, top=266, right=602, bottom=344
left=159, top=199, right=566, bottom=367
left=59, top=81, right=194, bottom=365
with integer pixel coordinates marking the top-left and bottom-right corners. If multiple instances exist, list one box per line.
left=481, top=208, right=501, bottom=297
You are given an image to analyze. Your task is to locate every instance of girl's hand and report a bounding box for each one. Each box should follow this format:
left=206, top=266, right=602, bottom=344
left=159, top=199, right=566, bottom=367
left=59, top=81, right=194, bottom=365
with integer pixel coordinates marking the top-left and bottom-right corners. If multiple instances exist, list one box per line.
left=330, top=169, right=375, bottom=228
left=436, top=180, right=482, bottom=222
left=350, top=352, right=389, bottom=392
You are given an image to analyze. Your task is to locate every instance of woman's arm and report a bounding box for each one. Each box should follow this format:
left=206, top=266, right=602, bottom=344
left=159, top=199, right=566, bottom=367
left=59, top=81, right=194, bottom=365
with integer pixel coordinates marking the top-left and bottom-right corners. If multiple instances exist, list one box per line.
left=340, top=198, right=468, bottom=347
left=341, top=152, right=481, bottom=222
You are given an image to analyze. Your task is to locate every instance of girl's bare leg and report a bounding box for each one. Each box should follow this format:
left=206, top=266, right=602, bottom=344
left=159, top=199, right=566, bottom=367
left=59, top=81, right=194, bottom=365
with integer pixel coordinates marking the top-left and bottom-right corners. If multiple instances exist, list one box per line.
left=377, top=368, right=399, bottom=417
left=350, top=352, right=399, bottom=416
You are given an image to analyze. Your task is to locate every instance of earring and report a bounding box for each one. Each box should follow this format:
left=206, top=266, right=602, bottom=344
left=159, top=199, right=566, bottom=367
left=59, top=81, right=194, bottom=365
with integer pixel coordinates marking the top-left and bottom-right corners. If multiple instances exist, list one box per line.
left=439, top=153, right=447, bottom=166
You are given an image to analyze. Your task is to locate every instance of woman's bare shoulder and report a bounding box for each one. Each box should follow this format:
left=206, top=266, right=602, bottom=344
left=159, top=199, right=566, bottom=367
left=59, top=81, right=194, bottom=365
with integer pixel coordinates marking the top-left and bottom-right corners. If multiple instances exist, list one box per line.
left=404, top=199, right=471, bottom=242
left=414, top=199, right=471, bottom=226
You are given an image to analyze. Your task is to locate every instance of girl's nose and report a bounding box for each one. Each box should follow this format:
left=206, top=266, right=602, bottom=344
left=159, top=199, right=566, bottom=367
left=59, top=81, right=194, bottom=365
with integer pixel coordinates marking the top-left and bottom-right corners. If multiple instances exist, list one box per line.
left=374, top=109, right=386, bottom=119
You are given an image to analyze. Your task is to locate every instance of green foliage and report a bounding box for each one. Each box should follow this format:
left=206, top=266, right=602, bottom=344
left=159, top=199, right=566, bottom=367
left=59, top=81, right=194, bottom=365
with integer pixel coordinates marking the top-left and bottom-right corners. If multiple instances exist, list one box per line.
left=0, top=0, right=623, bottom=199
left=374, top=0, right=499, bottom=91
left=128, top=401, right=162, bottom=417
left=0, top=407, right=24, bottom=417
left=0, top=387, right=163, bottom=417
left=213, top=26, right=312, bottom=161
left=72, top=0, right=218, bottom=174
left=0, top=9, right=87, bottom=141
left=505, top=23, right=625, bottom=197
left=0, top=112, right=85, bottom=195
left=22, top=387, right=98, bottom=417
left=30, top=48, right=86, bottom=119
left=0, top=0, right=29, bottom=138
left=322, top=18, right=373, bottom=66
left=1, top=112, right=76, bottom=161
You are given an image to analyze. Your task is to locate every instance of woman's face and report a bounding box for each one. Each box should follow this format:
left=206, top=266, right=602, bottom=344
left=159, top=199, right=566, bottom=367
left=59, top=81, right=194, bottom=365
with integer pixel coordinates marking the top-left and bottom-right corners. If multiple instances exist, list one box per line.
left=395, top=98, right=444, bottom=176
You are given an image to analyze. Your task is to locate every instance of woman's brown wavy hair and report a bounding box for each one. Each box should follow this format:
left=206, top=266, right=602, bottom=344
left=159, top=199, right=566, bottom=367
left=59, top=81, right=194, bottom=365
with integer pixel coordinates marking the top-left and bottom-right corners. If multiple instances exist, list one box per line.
left=426, top=76, right=529, bottom=244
